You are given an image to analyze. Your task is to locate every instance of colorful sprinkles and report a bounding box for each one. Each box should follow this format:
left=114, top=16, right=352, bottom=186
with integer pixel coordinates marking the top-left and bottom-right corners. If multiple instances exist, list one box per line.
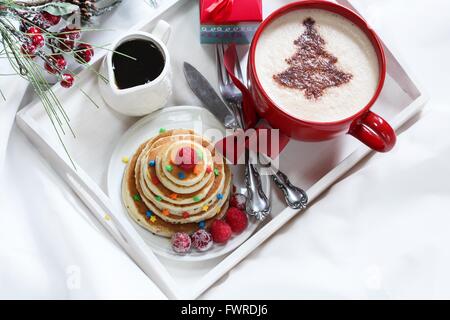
left=182, top=212, right=190, bottom=219
left=206, top=166, right=212, bottom=174
left=214, top=168, right=220, bottom=176
left=193, top=196, right=201, bottom=202
left=146, top=211, right=153, bottom=219
left=159, top=128, right=166, bottom=133
left=155, top=195, right=162, bottom=202
left=217, top=193, right=224, bottom=200
left=133, top=194, right=141, bottom=202
left=202, top=205, right=209, bottom=212
left=122, top=156, right=129, bottom=164
left=165, top=165, right=173, bottom=172
left=150, top=215, right=157, bottom=223
left=178, top=171, right=186, bottom=180
left=149, top=160, right=156, bottom=167
left=162, top=209, right=170, bottom=216
left=199, top=221, right=206, bottom=229
left=194, top=165, right=201, bottom=175
left=170, top=193, right=178, bottom=200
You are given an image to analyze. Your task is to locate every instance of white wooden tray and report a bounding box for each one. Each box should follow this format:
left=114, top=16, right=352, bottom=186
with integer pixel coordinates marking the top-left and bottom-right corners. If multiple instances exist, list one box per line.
left=16, top=0, right=428, bottom=299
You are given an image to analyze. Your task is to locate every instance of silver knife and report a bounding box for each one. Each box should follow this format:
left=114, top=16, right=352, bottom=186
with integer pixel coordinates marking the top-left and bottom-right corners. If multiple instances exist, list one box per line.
left=183, top=62, right=237, bottom=129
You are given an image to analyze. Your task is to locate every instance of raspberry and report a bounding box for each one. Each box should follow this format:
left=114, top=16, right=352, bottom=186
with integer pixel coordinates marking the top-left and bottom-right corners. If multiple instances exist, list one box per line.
left=210, top=220, right=232, bottom=244
left=225, top=207, right=248, bottom=234
left=230, top=193, right=247, bottom=211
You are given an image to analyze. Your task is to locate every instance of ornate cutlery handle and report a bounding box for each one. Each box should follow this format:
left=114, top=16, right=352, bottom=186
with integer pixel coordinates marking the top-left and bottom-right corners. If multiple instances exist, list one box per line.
left=245, top=157, right=271, bottom=221
left=271, top=169, right=308, bottom=210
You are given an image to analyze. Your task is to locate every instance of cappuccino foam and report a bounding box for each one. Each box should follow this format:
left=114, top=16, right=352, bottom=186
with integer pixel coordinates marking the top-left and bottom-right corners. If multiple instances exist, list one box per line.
left=255, top=9, right=380, bottom=122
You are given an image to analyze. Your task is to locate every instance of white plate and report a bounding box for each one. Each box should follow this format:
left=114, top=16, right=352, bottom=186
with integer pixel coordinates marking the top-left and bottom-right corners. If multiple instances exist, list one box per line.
left=107, top=105, right=270, bottom=262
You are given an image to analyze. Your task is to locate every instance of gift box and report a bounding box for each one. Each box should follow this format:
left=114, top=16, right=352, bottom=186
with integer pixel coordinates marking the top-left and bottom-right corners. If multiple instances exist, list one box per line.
left=200, top=0, right=263, bottom=44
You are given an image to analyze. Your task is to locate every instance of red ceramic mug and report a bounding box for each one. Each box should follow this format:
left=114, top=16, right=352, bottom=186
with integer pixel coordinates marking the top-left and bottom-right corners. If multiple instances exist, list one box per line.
left=247, top=0, right=396, bottom=152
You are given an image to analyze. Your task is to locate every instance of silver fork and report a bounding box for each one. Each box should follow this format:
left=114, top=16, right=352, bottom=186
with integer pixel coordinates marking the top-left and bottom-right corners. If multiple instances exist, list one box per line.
left=216, top=44, right=271, bottom=220
left=218, top=43, right=308, bottom=211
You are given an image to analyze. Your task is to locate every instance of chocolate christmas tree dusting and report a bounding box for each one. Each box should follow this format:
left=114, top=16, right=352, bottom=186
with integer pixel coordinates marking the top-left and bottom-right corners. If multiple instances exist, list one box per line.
left=273, top=18, right=353, bottom=99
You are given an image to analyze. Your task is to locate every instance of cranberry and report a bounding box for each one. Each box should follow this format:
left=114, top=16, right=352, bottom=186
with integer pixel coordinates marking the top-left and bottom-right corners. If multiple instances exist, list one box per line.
left=42, top=12, right=61, bottom=26
left=60, top=73, right=75, bottom=88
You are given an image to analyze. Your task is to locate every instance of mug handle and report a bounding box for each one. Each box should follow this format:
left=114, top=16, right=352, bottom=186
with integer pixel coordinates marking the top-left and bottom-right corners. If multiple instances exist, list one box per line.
left=152, top=20, right=171, bottom=44
left=349, top=111, right=396, bottom=152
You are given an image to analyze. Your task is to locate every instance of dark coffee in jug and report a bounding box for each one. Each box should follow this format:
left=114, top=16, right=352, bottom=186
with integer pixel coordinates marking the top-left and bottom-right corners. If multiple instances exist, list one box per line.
left=112, top=39, right=165, bottom=90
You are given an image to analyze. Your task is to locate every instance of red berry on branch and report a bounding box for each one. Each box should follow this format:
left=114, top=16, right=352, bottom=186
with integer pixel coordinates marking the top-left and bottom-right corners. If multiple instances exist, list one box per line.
left=60, top=73, right=74, bottom=88
left=75, top=44, right=94, bottom=63
left=44, top=55, right=67, bottom=74
left=57, top=26, right=81, bottom=52
left=20, top=44, right=36, bottom=58
left=26, top=27, right=41, bottom=35
left=32, top=34, right=45, bottom=48
left=60, top=26, right=80, bottom=40
left=42, top=12, right=61, bottom=26
left=79, top=43, right=94, bottom=56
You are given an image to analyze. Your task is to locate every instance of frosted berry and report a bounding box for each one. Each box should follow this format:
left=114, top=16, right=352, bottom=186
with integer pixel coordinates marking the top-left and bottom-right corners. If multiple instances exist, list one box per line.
left=210, top=220, right=232, bottom=244
left=60, top=73, right=74, bottom=88
left=191, top=229, right=213, bottom=252
left=42, top=12, right=61, bottom=26
left=175, top=147, right=198, bottom=171
left=225, top=207, right=248, bottom=234
left=229, top=193, right=247, bottom=211
left=171, top=232, right=191, bottom=254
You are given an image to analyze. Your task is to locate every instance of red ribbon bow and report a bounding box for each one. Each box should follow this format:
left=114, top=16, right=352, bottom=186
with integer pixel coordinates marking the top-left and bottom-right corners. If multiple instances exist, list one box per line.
left=205, top=0, right=234, bottom=23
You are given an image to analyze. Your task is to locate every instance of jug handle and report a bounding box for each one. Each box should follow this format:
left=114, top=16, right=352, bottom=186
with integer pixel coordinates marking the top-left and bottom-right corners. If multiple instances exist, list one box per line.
left=152, top=20, right=171, bottom=44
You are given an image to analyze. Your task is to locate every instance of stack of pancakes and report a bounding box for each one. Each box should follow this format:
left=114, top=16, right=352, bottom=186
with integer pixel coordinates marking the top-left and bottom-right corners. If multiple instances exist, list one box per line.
left=122, top=129, right=232, bottom=238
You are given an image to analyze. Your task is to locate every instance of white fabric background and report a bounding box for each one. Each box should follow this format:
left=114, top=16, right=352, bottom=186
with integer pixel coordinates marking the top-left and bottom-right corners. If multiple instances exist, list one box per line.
left=1, top=0, right=450, bottom=299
